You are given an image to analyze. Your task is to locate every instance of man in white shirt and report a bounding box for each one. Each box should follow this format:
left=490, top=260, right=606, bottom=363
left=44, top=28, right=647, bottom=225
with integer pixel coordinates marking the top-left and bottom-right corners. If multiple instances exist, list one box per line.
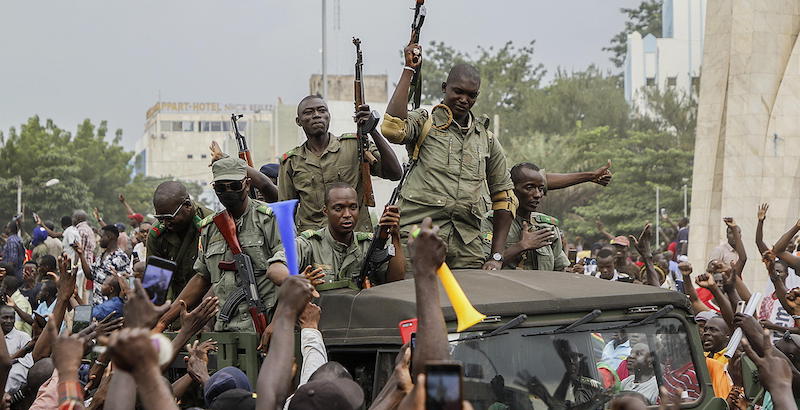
left=619, top=343, right=659, bottom=404
left=0, top=306, right=33, bottom=392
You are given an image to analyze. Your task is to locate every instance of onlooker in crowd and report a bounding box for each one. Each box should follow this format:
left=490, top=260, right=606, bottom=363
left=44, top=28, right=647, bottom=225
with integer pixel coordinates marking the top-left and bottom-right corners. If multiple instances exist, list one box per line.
left=30, top=227, right=49, bottom=263
left=91, top=275, right=124, bottom=321
left=2, top=222, right=24, bottom=279
left=42, top=221, right=63, bottom=258
left=0, top=305, right=33, bottom=393
left=3, top=275, right=32, bottom=335
left=132, top=221, right=151, bottom=264
left=619, top=343, right=658, bottom=404
left=76, top=225, right=130, bottom=305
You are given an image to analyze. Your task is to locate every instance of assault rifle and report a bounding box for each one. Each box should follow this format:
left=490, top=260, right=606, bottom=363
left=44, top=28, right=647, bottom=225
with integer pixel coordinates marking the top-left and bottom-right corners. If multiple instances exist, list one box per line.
left=356, top=163, right=411, bottom=289
left=408, top=0, right=426, bottom=109
left=215, top=211, right=268, bottom=335
left=353, top=37, right=379, bottom=207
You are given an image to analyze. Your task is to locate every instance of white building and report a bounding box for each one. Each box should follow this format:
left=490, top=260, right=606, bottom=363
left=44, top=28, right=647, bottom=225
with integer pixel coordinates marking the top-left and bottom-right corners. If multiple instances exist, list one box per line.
left=624, top=0, right=706, bottom=111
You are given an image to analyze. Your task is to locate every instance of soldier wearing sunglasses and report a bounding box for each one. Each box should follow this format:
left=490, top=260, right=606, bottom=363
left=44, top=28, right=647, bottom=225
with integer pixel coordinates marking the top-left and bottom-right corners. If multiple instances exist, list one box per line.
left=156, top=157, right=284, bottom=332
left=147, top=181, right=212, bottom=294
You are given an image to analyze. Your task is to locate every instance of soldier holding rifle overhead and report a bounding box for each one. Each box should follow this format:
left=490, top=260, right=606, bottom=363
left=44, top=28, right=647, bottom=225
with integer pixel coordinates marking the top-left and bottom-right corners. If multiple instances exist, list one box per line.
left=277, top=41, right=403, bottom=232
left=382, top=41, right=517, bottom=271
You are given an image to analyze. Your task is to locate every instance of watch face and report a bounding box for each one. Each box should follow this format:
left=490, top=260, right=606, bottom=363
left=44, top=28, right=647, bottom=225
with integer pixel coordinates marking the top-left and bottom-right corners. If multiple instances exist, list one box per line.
left=492, top=253, right=502, bottom=261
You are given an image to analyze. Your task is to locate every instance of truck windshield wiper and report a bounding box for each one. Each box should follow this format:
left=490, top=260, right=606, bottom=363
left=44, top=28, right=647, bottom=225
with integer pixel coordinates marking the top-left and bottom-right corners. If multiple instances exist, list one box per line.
left=522, top=309, right=602, bottom=337
left=453, top=314, right=527, bottom=342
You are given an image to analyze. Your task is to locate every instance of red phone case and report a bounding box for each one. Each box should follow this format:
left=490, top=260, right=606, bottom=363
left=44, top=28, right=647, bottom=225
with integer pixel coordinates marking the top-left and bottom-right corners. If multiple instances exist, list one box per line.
left=398, top=318, right=418, bottom=344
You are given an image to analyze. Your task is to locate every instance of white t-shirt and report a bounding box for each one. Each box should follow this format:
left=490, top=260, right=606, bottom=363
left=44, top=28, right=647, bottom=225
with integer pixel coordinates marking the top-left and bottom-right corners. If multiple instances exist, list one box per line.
left=759, top=269, right=800, bottom=342
left=620, top=374, right=659, bottom=404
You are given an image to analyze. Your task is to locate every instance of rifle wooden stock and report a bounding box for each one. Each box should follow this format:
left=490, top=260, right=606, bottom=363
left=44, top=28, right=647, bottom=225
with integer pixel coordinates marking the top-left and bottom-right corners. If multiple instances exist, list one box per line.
left=213, top=212, right=243, bottom=255
left=239, top=149, right=254, bottom=168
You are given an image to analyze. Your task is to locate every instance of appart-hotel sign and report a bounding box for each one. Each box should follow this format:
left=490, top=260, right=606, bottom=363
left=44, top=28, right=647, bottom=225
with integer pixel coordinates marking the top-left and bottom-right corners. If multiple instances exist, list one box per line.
left=146, top=102, right=274, bottom=118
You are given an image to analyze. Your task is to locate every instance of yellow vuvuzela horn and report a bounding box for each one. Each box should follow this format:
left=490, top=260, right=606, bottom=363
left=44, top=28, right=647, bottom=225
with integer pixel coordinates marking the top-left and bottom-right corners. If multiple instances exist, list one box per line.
left=412, top=228, right=486, bottom=332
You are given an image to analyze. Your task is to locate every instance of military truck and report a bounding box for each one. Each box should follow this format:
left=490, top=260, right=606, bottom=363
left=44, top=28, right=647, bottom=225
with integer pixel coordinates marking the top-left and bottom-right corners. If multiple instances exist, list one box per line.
left=316, top=269, right=733, bottom=409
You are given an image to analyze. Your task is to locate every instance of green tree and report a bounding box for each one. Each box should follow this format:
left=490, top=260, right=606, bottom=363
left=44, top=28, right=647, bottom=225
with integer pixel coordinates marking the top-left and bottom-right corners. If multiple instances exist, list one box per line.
left=604, top=0, right=663, bottom=68
left=633, top=86, right=697, bottom=149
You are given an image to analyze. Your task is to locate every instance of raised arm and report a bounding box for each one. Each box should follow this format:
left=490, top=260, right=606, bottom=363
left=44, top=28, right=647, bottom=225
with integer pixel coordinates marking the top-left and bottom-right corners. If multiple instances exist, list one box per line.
left=725, top=218, right=751, bottom=302
left=772, top=218, right=800, bottom=271
left=380, top=206, right=406, bottom=283
left=595, top=220, right=615, bottom=241
left=92, top=208, right=107, bottom=228
left=764, top=251, right=793, bottom=318
left=385, top=43, right=422, bottom=120
left=695, top=272, right=735, bottom=327
left=629, top=224, right=661, bottom=287
left=256, top=276, right=314, bottom=410
left=544, top=160, right=613, bottom=190
left=210, top=141, right=278, bottom=202
left=408, top=218, right=450, bottom=377
left=356, top=105, right=402, bottom=181
left=678, top=262, right=710, bottom=314
left=118, top=193, right=136, bottom=216
left=755, top=203, right=770, bottom=255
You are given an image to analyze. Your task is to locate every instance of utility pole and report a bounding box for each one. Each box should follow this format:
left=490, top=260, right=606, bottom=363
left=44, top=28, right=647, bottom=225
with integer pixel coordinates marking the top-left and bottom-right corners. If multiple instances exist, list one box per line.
left=321, top=0, right=327, bottom=99
left=16, top=175, right=21, bottom=216
left=655, top=186, right=660, bottom=248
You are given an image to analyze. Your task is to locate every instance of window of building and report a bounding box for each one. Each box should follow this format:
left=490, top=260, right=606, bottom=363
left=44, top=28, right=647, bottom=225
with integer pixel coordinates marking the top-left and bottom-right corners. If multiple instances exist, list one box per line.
left=201, top=154, right=208, bottom=159
left=210, top=121, right=222, bottom=132
left=691, top=76, right=700, bottom=91
left=187, top=154, right=194, bottom=159
left=646, top=77, right=656, bottom=86
left=180, top=121, right=194, bottom=132
left=667, top=77, right=677, bottom=87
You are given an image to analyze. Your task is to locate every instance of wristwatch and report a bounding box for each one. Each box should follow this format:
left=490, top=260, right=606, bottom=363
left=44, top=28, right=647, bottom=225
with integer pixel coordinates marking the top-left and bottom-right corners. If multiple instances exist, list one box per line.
left=491, top=253, right=503, bottom=262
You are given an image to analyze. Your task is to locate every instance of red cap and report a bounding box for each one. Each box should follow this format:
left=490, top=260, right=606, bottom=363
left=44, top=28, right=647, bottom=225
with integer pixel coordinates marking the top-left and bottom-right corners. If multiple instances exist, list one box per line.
left=128, top=213, right=144, bottom=223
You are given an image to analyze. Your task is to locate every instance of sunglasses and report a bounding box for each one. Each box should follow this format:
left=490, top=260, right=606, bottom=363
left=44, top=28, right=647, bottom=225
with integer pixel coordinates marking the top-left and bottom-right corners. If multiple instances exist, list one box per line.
left=153, top=197, right=190, bottom=221
left=213, top=179, right=247, bottom=193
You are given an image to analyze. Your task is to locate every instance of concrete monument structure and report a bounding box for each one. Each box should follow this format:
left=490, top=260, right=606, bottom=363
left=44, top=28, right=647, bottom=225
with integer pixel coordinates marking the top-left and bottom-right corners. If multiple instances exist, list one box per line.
left=690, top=0, right=800, bottom=292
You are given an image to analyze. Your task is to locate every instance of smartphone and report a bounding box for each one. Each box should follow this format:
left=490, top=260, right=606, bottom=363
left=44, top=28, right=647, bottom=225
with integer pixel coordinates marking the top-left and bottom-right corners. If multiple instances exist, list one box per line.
left=425, top=361, right=463, bottom=410
left=409, top=332, right=416, bottom=378
left=736, top=301, right=746, bottom=314
left=73, top=305, right=93, bottom=334
left=398, top=318, right=418, bottom=344
left=143, top=256, right=177, bottom=306
left=567, top=249, right=577, bottom=264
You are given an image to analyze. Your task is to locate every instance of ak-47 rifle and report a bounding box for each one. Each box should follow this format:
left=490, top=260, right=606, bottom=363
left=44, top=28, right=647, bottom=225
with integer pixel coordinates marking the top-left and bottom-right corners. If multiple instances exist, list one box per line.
left=408, top=0, right=426, bottom=109
left=353, top=37, right=379, bottom=207
left=231, top=113, right=258, bottom=199
left=356, top=163, right=411, bottom=289
left=215, top=211, right=268, bottom=335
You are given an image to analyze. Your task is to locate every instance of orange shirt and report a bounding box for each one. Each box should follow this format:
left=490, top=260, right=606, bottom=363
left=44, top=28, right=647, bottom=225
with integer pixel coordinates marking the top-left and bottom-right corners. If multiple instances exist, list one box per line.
left=705, top=357, right=732, bottom=398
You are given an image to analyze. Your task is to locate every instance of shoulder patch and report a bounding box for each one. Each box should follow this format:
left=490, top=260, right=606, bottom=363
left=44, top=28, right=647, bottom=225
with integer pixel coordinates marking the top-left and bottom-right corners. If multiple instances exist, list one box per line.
left=355, top=232, right=373, bottom=241
left=533, top=214, right=559, bottom=226
left=198, top=214, right=215, bottom=228
left=300, top=229, right=321, bottom=239
left=149, top=224, right=163, bottom=238
left=256, top=204, right=273, bottom=216
left=280, top=149, right=296, bottom=162
left=339, top=133, right=357, bottom=140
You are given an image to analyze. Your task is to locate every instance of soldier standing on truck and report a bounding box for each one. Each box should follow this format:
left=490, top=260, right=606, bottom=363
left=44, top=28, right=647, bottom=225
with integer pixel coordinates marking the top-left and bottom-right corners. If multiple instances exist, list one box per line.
left=155, top=157, right=284, bottom=332
left=278, top=96, right=403, bottom=233
left=481, top=162, right=570, bottom=271
left=266, top=183, right=405, bottom=290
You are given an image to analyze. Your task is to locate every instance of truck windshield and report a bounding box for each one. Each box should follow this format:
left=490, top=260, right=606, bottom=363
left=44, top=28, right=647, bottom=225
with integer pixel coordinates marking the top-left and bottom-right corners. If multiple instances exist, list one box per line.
left=449, top=317, right=701, bottom=409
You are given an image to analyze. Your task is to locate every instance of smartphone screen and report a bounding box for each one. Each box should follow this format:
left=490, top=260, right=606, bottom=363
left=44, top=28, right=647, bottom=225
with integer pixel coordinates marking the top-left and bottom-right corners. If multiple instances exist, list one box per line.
left=567, top=249, right=577, bottom=264
left=73, top=305, right=93, bottom=334
left=425, top=362, right=463, bottom=410
left=143, top=256, right=176, bottom=306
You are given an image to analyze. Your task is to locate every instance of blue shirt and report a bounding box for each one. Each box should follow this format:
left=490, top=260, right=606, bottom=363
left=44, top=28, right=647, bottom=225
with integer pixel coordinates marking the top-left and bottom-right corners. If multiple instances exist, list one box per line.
left=92, top=297, right=124, bottom=321
left=3, top=235, right=24, bottom=279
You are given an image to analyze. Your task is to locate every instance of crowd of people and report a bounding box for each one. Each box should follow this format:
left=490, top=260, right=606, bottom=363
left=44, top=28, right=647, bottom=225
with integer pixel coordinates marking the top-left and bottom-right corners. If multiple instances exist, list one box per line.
left=0, top=40, right=793, bottom=410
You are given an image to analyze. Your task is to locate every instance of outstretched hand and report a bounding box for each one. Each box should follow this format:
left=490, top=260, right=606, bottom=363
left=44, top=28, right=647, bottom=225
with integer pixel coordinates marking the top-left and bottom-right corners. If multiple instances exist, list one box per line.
left=179, top=297, right=219, bottom=337
left=124, top=278, right=171, bottom=329
left=628, top=223, right=653, bottom=258
left=758, top=203, right=769, bottom=222
left=408, top=217, right=446, bottom=274
left=591, top=160, right=613, bottom=186
left=208, top=141, right=225, bottom=165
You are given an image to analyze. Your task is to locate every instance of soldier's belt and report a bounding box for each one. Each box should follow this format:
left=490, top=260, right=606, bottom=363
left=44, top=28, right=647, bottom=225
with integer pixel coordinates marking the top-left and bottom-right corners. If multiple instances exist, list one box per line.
left=316, top=280, right=360, bottom=292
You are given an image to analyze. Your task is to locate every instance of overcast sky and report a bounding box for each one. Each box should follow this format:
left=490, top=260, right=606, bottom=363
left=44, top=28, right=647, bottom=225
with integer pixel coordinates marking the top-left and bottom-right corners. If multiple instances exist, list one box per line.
left=0, top=0, right=641, bottom=150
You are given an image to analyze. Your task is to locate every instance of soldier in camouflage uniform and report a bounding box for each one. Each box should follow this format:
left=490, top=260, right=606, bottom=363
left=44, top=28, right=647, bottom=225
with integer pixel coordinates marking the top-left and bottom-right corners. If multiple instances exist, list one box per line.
left=156, top=157, right=284, bottom=332
left=381, top=45, right=517, bottom=271
left=147, top=181, right=212, bottom=295
left=481, top=163, right=570, bottom=271
left=267, top=183, right=404, bottom=290
left=278, top=97, right=403, bottom=232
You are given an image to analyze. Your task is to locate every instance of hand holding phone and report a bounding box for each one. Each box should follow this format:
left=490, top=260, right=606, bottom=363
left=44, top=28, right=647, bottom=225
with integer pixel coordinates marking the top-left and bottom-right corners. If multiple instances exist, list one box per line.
left=425, top=361, right=463, bottom=410
left=73, top=305, right=93, bottom=334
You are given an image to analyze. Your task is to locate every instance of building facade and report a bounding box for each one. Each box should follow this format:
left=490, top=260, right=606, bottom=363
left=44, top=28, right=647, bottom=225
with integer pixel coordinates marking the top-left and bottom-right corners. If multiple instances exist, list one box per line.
left=624, top=0, right=706, bottom=111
